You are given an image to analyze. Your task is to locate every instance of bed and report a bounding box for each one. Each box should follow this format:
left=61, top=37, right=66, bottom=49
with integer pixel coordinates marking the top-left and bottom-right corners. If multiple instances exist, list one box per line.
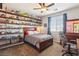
left=24, top=27, right=53, bottom=52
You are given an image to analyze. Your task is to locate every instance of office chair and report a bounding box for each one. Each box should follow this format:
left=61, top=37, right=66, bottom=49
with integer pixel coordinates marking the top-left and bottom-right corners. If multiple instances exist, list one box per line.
left=59, top=33, right=77, bottom=56
left=76, top=38, right=79, bottom=55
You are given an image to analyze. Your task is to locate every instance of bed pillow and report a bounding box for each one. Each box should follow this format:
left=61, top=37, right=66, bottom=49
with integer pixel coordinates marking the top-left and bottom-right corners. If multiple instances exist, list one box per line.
left=28, top=31, right=39, bottom=35
left=28, top=31, right=34, bottom=35
left=28, top=31, right=37, bottom=35
left=33, top=31, right=39, bottom=34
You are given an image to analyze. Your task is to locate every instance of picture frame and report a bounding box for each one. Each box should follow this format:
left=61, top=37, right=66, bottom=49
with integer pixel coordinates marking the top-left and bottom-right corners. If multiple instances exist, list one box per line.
left=44, top=23, right=47, bottom=27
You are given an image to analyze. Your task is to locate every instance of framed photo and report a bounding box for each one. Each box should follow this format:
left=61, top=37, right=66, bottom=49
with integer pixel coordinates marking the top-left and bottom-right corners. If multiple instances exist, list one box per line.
left=73, top=23, right=79, bottom=33
left=44, top=23, right=47, bottom=27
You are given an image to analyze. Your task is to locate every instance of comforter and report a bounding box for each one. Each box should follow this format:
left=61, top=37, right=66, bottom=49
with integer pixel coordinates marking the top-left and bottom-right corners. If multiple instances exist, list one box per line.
left=25, top=33, right=53, bottom=48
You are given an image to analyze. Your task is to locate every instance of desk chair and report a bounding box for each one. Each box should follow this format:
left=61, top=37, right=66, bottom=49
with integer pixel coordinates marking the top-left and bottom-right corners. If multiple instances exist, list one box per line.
left=59, top=33, right=77, bottom=56
left=76, top=39, right=79, bottom=55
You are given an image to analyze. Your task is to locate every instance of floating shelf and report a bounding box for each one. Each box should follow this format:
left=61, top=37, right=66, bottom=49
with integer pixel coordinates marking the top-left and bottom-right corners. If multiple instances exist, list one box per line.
left=0, top=42, right=24, bottom=50
left=0, top=16, right=42, bottom=23
left=0, top=28, right=22, bottom=29
left=0, top=33, right=23, bottom=35
left=0, top=9, right=42, bottom=26
left=0, top=9, right=41, bottom=21
left=0, top=16, right=42, bottom=26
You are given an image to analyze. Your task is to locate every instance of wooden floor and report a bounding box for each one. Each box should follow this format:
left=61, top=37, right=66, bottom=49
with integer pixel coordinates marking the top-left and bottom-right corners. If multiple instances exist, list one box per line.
left=0, top=42, right=63, bottom=56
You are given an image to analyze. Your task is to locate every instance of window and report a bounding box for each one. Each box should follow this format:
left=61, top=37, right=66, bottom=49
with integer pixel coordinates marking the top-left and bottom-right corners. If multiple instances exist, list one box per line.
left=50, top=15, right=64, bottom=33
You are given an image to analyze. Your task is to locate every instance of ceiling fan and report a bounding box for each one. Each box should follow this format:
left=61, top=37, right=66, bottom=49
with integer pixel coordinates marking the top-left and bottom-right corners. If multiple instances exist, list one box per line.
left=33, top=3, right=55, bottom=13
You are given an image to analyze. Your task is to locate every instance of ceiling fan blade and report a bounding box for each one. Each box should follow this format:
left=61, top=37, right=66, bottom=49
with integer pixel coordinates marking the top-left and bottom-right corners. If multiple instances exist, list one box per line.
left=46, top=3, right=55, bottom=7
left=39, top=3, right=45, bottom=7
left=33, top=8, right=41, bottom=10
left=39, top=3, right=43, bottom=7
left=43, top=3, right=45, bottom=6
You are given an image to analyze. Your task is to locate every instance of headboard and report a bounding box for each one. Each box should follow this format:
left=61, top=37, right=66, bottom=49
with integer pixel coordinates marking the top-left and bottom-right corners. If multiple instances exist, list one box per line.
left=24, top=27, right=36, bottom=31
left=23, top=27, right=37, bottom=36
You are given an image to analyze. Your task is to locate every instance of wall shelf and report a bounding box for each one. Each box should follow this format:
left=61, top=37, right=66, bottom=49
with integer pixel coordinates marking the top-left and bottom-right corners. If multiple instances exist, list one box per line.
left=0, top=33, right=23, bottom=35
left=0, top=9, right=41, bottom=21
left=0, top=42, right=24, bottom=50
left=0, top=17, right=42, bottom=26
left=0, top=9, right=42, bottom=26
left=0, top=28, right=22, bottom=29
left=0, top=9, right=41, bottom=49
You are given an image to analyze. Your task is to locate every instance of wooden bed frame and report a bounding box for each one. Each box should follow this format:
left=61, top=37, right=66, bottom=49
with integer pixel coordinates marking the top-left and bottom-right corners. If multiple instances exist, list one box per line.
left=24, top=38, right=53, bottom=52
left=23, top=27, right=53, bottom=52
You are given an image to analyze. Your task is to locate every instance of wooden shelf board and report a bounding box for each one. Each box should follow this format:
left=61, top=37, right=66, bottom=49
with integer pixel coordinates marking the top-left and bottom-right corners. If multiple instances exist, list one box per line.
left=0, top=28, right=22, bottom=29
left=0, top=10, right=41, bottom=20
left=0, top=33, right=23, bottom=35
left=0, top=42, right=24, bottom=50
left=0, top=10, right=42, bottom=26
left=0, top=16, right=42, bottom=24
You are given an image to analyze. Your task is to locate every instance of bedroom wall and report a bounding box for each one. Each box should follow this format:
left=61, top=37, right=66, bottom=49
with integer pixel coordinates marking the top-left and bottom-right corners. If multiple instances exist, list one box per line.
left=2, top=3, right=43, bottom=33
left=42, top=6, right=79, bottom=34
left=41, top=6, right=79, bottom=42
left=42, top=17, right=48, bottom=34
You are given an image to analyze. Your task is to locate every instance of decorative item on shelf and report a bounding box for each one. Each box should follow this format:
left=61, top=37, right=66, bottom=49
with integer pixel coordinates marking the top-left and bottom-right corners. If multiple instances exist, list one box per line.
left=6, top=31, right=10, bottom=34
left=9, top=20, right=12, bottom=23
left=5, top=20, right=9, bottom=23
left=25, top=18, right=28, bottom=20
left=0, top=14, right=6, bottom=17
left=15, top=11, right=20, bottom=14
left=6, top=14, right=10, bottom=18
left=13, top=20, right=17, bottom=24
left=12, top=15, right=16, bottom=19
left=0, top=37, right=6, bottom=40
left=16, top=16, right=19, bottom=20
left=11, top=36, right=17, bottom=40
left=0, top=19, right=4, bottom=23
left=4, top=6, right=8, bottom=12
left=25, top=23, right=28, bottom=25
left=28, top=23, right=30, bottom=25
left=19, top=12, right=29, bottom=16
left=11, top=10, right=15, bottom=13
left=29, top=19, right=31, bottom=22
left=11, top=21, right=14, bottom=24
left=0, top=12, right=5, bottom=16
left=9, top=15, right=15, bottom=19
left=0, top=31, right=5, bottom=35
left=20, top=17, right=24, bottom=20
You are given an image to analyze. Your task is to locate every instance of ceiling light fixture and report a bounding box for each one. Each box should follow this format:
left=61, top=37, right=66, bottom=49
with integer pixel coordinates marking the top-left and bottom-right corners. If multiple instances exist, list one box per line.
left=41, top=8, right=47, bottom=11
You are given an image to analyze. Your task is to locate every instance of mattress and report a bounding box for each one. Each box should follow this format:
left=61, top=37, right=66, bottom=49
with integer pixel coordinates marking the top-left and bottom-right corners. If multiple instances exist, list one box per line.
left=25, top=33, right=53, bottom=48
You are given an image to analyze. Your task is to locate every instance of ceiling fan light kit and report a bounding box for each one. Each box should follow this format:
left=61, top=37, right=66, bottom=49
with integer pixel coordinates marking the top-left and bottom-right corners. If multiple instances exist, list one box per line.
left=41, top=8, right=47, bottom=11
left=33, top=3, right=55, bottom=13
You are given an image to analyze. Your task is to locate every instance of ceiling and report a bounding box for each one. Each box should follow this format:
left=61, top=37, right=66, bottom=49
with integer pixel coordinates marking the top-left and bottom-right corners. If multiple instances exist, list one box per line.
left=3, top=3, right=79, bottom=17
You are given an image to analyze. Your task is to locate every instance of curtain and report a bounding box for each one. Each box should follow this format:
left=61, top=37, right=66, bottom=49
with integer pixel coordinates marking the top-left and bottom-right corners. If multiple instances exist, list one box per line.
left=63, top=13, right=67, bottom=34
left=48, top=17, right=51, bottom=35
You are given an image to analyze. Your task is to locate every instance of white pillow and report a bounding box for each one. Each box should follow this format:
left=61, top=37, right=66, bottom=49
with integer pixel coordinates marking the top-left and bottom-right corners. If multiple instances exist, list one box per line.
left=28, top=31, right=39, bottom=35
left=28, top=31, right=34, bottom=35
left=33, top=31, right=39, bottom=34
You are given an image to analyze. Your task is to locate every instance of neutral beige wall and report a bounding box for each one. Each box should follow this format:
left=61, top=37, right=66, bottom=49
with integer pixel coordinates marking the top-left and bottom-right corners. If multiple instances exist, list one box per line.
left=42, top=17, right=48, bottom=34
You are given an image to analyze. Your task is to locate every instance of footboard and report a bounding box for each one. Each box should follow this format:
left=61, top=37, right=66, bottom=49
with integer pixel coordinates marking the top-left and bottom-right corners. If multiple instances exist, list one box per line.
left=38, top=38, right=53, bottom=52
left=24, top=38, right=53, bottom=52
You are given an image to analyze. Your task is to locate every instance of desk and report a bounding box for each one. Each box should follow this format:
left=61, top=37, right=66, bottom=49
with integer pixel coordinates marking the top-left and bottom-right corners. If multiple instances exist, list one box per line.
left=76, top=39, right=79, bottom=55
left=66, top=33, right=79, bottom=42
